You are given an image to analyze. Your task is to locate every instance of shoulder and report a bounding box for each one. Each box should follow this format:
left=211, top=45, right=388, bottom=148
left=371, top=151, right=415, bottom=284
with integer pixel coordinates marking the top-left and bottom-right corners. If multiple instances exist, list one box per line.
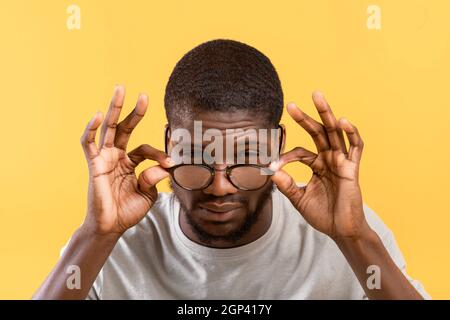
left=275, top=182, right=393, bottom=247
left=88, top=192, right=175, bottom=299
left=284, top=182, right=392, bottom=238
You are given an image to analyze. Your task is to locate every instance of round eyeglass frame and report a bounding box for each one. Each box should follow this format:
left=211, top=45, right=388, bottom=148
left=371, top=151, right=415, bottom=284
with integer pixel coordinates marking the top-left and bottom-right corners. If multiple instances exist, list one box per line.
left=166, top=163, right=274, bottom=191
left=164, top=124, right=284, bottom=191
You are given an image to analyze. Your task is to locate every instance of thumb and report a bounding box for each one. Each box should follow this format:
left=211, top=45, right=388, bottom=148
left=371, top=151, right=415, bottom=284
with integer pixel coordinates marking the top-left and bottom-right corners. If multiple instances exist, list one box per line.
left=137, top=165, right=170, bottom=195
left=271, top=169, right=305, bottom=206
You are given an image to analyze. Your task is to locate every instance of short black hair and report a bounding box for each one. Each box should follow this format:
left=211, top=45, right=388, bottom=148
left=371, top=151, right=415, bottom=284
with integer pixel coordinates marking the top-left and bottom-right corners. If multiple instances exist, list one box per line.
left=164, top=39, right=283, bottom=127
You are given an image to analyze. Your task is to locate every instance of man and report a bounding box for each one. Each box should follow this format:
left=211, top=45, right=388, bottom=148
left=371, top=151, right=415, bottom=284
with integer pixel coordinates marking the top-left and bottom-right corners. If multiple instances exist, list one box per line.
left=34, top=39, right=429, bottom=299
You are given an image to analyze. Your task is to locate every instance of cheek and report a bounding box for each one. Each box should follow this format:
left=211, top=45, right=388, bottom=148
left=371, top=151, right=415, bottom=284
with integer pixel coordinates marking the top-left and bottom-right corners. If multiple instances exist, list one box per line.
left=172, top=184, right=202, bottom=210
left=246, top=184, right=274, bottom=210
left=246, top=198, right=260, bottom=212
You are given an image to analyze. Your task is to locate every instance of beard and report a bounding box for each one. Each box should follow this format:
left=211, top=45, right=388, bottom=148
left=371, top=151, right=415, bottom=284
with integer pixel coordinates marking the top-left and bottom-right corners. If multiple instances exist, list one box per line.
left=170, top=180, right=276, bottom=246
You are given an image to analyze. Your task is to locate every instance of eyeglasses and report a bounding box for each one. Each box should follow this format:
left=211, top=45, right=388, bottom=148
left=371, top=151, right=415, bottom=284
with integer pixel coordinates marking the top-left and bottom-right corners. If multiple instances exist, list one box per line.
left=167, top=163, right=275, bottom=191
left=164, top=125, right=283, bottom=191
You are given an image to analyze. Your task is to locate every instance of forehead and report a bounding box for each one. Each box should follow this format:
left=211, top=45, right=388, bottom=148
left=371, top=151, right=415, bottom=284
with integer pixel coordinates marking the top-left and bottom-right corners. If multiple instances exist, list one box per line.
left=172, top=110, right=271, bottom=131
left=167, top=110, right=281, bottom=165
left=168, top=112, right=281, bottom=153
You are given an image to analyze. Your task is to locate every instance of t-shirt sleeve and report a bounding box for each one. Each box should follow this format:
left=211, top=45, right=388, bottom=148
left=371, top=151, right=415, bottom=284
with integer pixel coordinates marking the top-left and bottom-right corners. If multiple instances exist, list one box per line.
left=85, top=271, right=102, bottom=300
left=363, top=203, right=431, bottom=300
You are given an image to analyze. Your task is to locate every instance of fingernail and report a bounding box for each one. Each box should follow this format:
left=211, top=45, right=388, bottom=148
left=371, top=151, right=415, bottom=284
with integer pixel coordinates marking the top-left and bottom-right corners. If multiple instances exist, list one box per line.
left=140, top=93, right=148, bottom=103
left=269, top=161, right=279, bottom=171
left=313, top=90, right=324, bottom=97
left=89, top=111, right=99, bottom=124
left=166, top=157, right=176, bottom=166
left=287, top=102, right=296, bottom=108
left=340, top=117, right=350, bottom=126
left=114, top=84, right=123, bottom=93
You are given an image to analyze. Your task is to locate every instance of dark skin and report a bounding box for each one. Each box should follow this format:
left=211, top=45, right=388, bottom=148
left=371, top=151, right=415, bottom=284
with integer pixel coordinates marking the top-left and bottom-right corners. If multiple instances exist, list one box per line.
left=167, top=111, right=279, bottom=248
left=33, top=85, right=424, bottom=299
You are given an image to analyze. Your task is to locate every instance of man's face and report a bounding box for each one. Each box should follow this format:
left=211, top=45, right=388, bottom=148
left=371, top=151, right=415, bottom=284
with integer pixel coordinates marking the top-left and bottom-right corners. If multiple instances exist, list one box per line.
left=167, top=110, right=280, bottom=245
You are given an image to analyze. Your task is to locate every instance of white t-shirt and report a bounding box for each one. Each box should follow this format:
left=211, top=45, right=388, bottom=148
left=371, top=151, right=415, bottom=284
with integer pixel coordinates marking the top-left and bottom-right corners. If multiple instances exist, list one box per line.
left=83, top=185, right=430, bottom=300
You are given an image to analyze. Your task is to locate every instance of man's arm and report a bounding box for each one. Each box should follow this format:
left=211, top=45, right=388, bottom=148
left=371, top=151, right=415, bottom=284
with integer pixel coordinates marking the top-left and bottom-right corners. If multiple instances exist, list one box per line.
left=33, top=226, right=119, bottom=299
left=270, top=91, right=424, bottom=299
left=33, top=85, right=173, bottom=299
left=334, top=221, right=423, bottom=299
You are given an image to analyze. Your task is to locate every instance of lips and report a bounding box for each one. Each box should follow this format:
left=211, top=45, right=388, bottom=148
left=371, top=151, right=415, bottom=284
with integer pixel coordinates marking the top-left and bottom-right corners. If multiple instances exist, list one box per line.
left=199, top=202, right=242, bottom=213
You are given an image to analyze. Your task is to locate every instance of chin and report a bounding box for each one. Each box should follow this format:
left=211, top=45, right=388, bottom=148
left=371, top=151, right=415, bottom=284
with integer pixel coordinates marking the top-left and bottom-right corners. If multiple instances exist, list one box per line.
left=192, top=210, right=246, bottom=236
left=205, top=220, right=242, bottom=234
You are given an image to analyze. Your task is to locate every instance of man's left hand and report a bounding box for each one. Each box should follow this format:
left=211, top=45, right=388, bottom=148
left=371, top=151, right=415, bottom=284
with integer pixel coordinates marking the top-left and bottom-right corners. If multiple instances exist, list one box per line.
left=270, top=91, right=371, bottom=241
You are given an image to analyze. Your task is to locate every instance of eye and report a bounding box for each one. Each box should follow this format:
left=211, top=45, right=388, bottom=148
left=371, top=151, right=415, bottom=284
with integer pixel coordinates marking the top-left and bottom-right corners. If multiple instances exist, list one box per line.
left=191, top=148, right=204, bottom=164
left=235, top=150, right=259, bottom=164
left=202, top=152, right=215, bottom=164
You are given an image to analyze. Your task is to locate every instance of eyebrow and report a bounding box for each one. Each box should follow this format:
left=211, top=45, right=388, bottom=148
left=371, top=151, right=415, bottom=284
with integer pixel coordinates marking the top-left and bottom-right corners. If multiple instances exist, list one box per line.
left=175, top=140, right=270, bottom=149
left=183, top=148, right=261, bottom=154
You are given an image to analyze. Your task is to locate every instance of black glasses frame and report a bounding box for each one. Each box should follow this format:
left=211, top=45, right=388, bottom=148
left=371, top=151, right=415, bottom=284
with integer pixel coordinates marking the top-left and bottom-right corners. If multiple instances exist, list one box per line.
left=166, top=163, right=274, bottom=191
left=164, top=124, right=284, bottom=191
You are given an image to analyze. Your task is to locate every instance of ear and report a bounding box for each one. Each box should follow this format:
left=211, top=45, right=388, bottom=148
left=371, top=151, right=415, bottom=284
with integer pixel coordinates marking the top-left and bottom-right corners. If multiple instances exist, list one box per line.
left=164, top=124, right=171, bottom=154
left=279, top=123, right=286, bottom=154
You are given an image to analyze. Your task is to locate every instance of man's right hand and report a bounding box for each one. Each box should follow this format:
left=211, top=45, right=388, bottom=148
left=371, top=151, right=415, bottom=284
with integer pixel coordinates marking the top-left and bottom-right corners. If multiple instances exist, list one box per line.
left=80, top=85, right=174, bottom=237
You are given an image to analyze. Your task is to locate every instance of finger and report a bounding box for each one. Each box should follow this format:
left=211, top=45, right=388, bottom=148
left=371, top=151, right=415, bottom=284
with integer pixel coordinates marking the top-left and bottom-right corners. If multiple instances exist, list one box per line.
left=269, top=146, right=318, bottom=171
left=138, top=165, right=170, bottom=193
left=114, top=93, right=148, bottom=150
left=99, top=85, right=126, bottom=148
left=336, top=127, right=348, bottom=156
left=80, top=111, right=103, bottom=160
left=270, top=169, right=306, bottom=207
left=286, top=102, right=330, bottom=152
left=127, top=144, right=175, bottom=168
left=339, top=118, right=364, bottom=162
left=311, top=91, right=347, bottom=154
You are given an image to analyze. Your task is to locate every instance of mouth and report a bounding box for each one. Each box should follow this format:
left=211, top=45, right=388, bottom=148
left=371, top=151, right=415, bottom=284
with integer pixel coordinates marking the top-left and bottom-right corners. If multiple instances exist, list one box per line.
left=199, top=202, right=242, bottom=213
left=198, top=202, right=243, bottom=221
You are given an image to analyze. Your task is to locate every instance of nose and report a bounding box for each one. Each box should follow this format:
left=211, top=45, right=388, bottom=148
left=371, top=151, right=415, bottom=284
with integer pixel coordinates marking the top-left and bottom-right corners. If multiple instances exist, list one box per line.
left=203, top=165, right=238, bottom=196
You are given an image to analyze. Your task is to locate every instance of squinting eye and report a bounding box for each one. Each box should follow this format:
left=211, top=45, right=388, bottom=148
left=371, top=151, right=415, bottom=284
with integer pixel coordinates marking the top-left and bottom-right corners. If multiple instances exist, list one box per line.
left=235, top=150, right=259, bottom=163
left=202, top=152, right=214, bottom=164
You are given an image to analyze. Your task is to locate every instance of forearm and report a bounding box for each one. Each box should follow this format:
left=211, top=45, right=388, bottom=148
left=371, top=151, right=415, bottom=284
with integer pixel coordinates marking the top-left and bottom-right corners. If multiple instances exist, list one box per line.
left=33, top=225, right=121, bottom=300
left=334, top=223, right=423, bottom=300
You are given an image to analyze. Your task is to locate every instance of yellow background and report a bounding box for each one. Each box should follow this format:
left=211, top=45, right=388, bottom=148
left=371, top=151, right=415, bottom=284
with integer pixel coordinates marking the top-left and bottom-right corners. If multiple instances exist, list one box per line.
left=0, top=0, right=449, bottom=299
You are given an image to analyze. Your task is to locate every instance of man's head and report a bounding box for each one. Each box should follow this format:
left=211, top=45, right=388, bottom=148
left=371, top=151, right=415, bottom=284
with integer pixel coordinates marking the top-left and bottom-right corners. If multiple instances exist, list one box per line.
left=164, top=39, right=284, bottom=247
